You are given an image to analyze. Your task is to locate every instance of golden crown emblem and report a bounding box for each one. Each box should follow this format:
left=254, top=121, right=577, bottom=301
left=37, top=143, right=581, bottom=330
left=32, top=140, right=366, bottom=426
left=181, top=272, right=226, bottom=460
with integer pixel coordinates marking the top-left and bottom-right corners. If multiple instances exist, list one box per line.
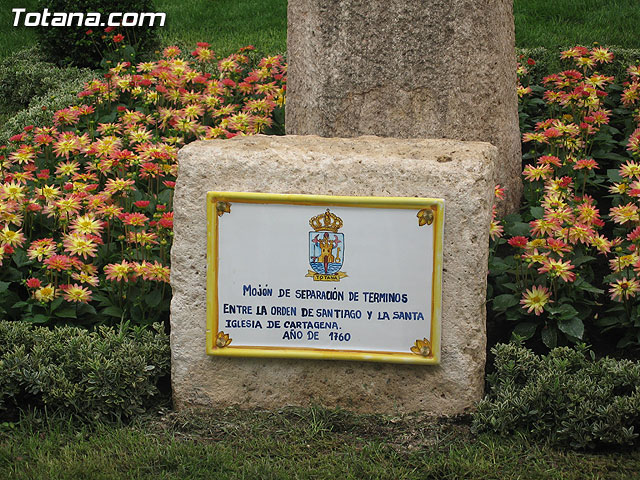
left=309, top=209, right=343, bottom=232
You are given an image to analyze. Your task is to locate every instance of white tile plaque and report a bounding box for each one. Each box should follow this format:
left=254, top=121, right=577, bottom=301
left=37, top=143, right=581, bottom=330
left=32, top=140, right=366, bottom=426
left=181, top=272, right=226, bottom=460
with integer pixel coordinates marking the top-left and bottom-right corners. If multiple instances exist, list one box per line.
left=206, top=192, right=444, bottom=364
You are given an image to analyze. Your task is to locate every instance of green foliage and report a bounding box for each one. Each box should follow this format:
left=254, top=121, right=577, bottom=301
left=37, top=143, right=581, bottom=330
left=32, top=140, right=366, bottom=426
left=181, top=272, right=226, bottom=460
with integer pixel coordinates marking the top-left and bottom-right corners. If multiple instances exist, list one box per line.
left=0, top=320, right=169, bottom=422
left=0, top=47, right=92, bottom=116
left=35, top=0, right=158, bottom=68
left=474, top=342, right=640, bottom=449
left=0, top=47, right=94, bottom=143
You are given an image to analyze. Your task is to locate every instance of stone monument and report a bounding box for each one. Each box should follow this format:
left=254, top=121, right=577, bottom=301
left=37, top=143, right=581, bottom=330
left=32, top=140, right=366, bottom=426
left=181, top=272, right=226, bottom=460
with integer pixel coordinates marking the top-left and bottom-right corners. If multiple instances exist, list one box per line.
left=170, top=135, right=497, bottom=415
left=286, top=0, right=521, bottom=210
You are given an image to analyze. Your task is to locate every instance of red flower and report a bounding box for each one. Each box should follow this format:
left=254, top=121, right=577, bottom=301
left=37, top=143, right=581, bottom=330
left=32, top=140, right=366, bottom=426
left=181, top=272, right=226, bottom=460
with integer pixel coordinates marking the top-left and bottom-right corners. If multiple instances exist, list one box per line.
left=134, top=200, right=150, bottom=208
left=508, top=236, right=528, bottom=248
left=105, top=26, right=115, bottom=33
left=26, top=278, right=42, bottom=289
left=86, top=29, right=93, bottom=35
left=527, top=58, right=536, bottom=66
left=113, top=34, right=125, bottom=43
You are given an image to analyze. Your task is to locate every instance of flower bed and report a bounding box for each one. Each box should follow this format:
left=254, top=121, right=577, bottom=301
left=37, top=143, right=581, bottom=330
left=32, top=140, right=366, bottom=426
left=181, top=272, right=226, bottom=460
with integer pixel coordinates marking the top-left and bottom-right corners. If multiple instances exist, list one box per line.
left=490, top=46, right=640, bottom=354
left=0, top=38, right=285, bottom=328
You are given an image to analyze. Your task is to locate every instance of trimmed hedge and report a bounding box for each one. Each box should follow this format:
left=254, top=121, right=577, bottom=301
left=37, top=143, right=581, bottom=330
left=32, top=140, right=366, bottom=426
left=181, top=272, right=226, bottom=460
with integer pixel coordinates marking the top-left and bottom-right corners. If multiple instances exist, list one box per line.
left=0, top=320, right=170, bottom=422
left=473, top=343, right=640, bottom=449
left=0, top=47, right=94, bottom=144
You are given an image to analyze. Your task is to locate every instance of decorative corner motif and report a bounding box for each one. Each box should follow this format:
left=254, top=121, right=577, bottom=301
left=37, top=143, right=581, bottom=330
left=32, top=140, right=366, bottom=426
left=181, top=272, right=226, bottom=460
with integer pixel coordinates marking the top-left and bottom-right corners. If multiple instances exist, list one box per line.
left=410, top=338, right=432, bottom=357
left=215, top=331, right=232, bottom=348
left=216, top=201, right=231, bottom=217
left=417, top=208, right=434, bottom=226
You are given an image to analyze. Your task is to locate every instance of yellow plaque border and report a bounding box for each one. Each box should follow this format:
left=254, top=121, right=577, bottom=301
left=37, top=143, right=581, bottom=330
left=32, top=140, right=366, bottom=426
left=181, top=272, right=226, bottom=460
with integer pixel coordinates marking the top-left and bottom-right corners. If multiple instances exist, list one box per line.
left=206, top=192, right=444, bottom=365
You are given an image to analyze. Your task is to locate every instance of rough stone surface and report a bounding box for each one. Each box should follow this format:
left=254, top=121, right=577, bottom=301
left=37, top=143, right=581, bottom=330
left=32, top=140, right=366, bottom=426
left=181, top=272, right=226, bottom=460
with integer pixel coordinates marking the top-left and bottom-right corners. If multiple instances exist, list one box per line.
left=286, top=0, right=521, bottom=211
left=171, top=135, right=497, bottom=415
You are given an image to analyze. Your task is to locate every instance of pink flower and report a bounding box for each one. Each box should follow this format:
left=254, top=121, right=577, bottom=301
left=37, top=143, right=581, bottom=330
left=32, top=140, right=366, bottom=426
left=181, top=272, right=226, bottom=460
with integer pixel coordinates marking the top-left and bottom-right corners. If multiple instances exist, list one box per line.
left=26, top=278, right=42, bottom=289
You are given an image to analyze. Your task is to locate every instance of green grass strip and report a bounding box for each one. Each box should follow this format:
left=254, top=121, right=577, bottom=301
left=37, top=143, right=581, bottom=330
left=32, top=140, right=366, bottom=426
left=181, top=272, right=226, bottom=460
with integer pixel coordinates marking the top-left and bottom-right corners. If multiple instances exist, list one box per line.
left=1, top=408, right=639, bottom=479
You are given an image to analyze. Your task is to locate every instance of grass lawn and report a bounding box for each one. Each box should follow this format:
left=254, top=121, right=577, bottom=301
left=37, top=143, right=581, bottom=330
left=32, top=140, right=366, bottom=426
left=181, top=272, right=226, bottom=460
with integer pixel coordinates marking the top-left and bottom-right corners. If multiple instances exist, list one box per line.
left=156, top=0, right=287, bottom=57
left=1, top=408, right=639, bottom=480
left=514, top=0, right=640, bottom=49
left=2, top=1, right=640, bottom=60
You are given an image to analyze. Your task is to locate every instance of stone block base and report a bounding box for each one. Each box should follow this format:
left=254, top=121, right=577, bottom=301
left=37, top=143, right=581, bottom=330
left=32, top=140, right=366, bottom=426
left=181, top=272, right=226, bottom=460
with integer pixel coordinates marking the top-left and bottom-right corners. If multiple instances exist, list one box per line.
left=170, top=135, right=497, bottom=415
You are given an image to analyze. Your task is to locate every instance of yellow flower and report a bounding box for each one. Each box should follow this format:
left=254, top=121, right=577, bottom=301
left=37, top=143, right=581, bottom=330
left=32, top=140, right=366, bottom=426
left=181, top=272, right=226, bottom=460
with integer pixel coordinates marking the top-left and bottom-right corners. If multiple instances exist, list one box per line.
left=410, top=338, right=432, bottom=357
left=35, top=285, right=56, bottom=302
left=520, top=285, right=552, bottom=316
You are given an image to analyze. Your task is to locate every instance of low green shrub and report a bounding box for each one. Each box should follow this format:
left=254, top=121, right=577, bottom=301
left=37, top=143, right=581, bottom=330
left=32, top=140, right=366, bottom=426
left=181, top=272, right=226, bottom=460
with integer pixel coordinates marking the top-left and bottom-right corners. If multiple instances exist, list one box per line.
left=474, top=342, right=640, bottom=449
left=0, top=47, right=92, bottom=116
left=0, top=74, right=90, bottom=145
left=0, top=320, right=170, bottom=422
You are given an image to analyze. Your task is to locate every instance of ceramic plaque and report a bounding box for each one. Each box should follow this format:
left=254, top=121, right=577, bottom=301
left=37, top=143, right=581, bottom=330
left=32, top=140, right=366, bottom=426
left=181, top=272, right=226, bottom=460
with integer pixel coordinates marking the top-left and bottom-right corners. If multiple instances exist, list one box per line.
left=206, top=192, right=444, bottom=364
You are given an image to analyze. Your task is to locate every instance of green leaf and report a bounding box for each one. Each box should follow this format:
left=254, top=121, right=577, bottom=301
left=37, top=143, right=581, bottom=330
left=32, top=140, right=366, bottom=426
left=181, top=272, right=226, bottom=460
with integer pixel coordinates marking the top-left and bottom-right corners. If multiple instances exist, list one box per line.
left=492, top=294, right=519, bottom=312
left=26, top=314, right=50, bottom=324
left=91, top=293, right=112, bottom=307
left=558, top=317, right=584, bottom=339
left=541, top=326, right=558, bottom=349
left=488, top=257, right=513, bottom=275
left=596, top=152, right=629, bottom=162
left=50, top=297, right=64, bottom=312
left=144, top=289, right=163, bottom=308
left=503, top=213, right=522, bottom=224
left=574, top=278, right=604, bottom=295
left=607, top=169, right=622, bottom=183
left=548, top=303, right=578, bottom=320
left=572, top=254, right=595, bottom=267
left=595, top=316, right=620, bottom=327
left=102, top=306, right=123, bottom=318
left=504, top=222, right=531, bottom=237
left=512, top=321, right=538, bottom=340
left=54, top=307, right=77, bottom=319
left=157, top=188, right=173, bottom=205
left=12, top=249, right=31, bottom=268
left=500, top=282, right=520, bottom=293
left=529, top=206, right=544, bottom=219
left=0, top=281, right=10, bottom=294
left=77, top=303, right=97, bottom=316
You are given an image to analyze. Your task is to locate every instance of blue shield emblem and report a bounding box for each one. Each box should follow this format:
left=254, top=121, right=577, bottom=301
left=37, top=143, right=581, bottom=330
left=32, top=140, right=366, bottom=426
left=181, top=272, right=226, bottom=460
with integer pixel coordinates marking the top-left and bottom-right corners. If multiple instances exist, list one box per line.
left=309, top=231, right=344, bottom=275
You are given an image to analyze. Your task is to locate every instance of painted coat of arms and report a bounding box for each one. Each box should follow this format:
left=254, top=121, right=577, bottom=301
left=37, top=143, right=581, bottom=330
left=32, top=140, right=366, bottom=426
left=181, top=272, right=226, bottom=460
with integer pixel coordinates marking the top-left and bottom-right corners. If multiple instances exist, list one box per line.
left=306, top=209, right=347, bottom=281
